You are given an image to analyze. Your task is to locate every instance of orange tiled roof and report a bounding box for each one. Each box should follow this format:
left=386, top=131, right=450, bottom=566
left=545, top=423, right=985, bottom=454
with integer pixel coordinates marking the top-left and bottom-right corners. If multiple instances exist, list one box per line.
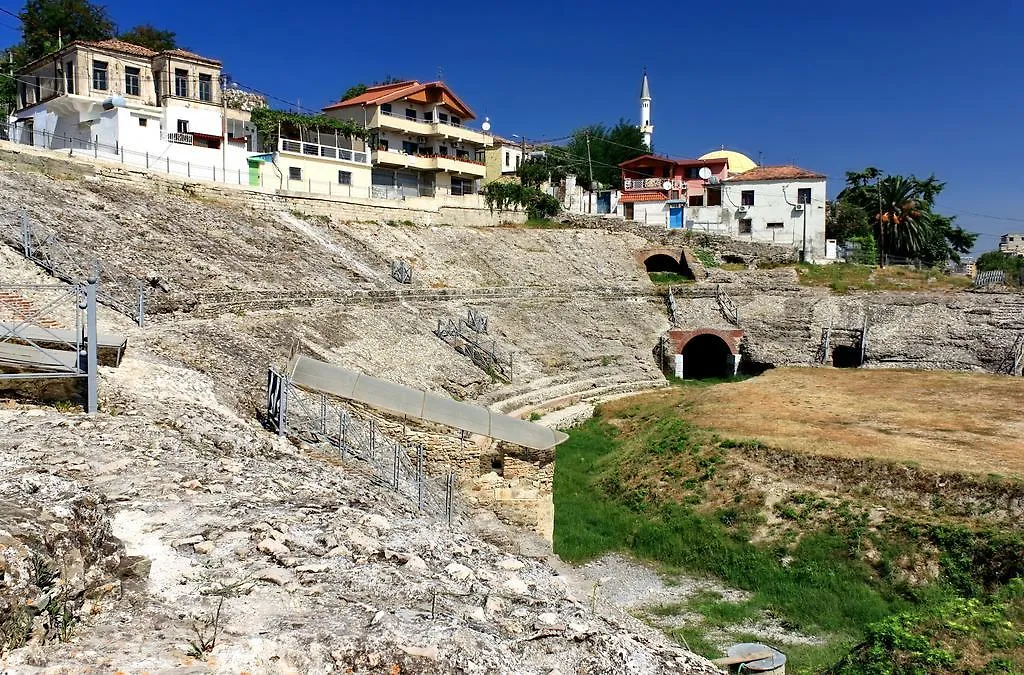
left=158, top=48, right=222, bottom=66
left=81, top=39, right=157, bottom=58
left=725, top=165, right=824, bottom=181
left=620, top=191, right=667, bottom=203
left=324, top=80, right=475, bottom=119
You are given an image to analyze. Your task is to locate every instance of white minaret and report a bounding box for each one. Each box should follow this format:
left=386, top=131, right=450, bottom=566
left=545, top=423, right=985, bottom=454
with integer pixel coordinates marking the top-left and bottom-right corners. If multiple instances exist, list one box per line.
left=639, top=69, right=653, bottom=149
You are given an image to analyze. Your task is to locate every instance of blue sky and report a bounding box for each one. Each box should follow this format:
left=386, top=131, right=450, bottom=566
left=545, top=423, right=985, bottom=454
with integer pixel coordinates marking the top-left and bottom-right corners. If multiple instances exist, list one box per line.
left=2, top=0, right=1022, bottom=252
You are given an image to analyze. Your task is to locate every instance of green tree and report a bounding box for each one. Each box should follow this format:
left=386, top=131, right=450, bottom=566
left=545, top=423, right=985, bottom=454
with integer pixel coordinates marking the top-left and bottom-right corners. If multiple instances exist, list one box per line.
left=564, top=119, right=648, bottom=191
left=837, top=168, right=976, bottom=266
left=516, top=150, right=569, bottom=188
left=118, top=24, right=177, bottom=52
left=341, top=84, right=367, bottom=101
left=976, top=251, right=1024, bottom=275
left=19, top=0, right=115, bottom=61
left=826, top=200, right=871, bottom=243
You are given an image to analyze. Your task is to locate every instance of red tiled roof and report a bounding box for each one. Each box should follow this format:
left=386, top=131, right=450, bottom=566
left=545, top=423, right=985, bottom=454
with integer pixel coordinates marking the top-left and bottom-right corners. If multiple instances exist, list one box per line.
left=619, top=153, right=728, bottom=169
left=725, top=165, right=825, bottom=182
left=157, top=48, right=222, bottom=66
left=619, top=191, right=667, bottom=203
left=324, top=80, right=475, bottom=119
left=81, top=39, right=157, bottom=58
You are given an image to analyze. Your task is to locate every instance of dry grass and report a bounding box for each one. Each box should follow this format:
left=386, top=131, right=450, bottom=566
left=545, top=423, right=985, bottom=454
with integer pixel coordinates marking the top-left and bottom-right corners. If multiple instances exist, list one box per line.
left=650, top=367, right=1024, bottom=477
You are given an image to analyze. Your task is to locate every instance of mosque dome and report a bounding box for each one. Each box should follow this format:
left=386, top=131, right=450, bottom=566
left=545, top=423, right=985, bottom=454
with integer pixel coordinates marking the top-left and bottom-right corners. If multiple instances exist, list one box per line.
left=698, top=149, right=757, bottom=175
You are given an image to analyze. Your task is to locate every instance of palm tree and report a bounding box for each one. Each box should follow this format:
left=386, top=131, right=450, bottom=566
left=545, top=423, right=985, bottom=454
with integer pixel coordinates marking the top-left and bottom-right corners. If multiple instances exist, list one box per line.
left=873, top=176, right=929, bottom=266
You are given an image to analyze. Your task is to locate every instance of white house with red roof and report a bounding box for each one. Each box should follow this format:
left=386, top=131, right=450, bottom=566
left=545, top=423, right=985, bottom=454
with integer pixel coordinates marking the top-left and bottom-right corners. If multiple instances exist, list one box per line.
left=7, top=39, right=254, bottom=182
left=619, top=149, right=828, bottom=261
left=322, top=80, right=493, bottom=200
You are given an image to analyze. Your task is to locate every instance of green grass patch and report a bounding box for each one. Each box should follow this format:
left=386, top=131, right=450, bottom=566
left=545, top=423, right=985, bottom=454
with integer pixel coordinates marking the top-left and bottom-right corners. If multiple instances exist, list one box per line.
left=648, top=271, right=694, bottom=285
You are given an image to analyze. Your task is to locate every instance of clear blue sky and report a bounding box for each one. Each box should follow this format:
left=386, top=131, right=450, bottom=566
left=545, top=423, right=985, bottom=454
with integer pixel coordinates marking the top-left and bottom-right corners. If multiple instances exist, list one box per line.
left=2, top=0, right=1022, bottom=253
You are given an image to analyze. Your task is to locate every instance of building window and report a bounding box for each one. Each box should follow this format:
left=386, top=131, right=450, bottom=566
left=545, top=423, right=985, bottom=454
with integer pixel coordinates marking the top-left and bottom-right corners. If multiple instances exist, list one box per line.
left=381, top=103, right=392, bottom=114
left=289, top=167, right=302, bottom=181
left=174, top=69, right=188, bottom=98
left=65, top=60, right=75, bottom=94
left=451, top=177, right=474, bottom=196
left=405, top=108, right=416, bottom=120
left=198, top=74, right=212, bottom=102
left=420, top=146, right=433, bottom=155
left=423, top=111, right=433, bottom=122
left=450, top=116, right=461, bottom=127
left=685, top=167, right=703, bottom=179
left=125, top=67, right=140, bottom=96
left=378, top=139, right=389, bottom=151
left=741, top=190, right=755, bottom=206
left=505, top=151, right=510, bottom=167
left=92, top=60, right=108, bottom=91
left=138, top=118, right=147, bottom=127
left=515, top=155, right=520, bottom=170
left=402, top=140, right=418, bottom=154
left=19, top=81, right=26, bottom=107
left=767, top=222, right=784, bottom=229
left=176, top=119, right=189, bottom=134
left=438, top=145, right=448, bottom=156
left=798, top=187, right=812, bottom=204
left=688, top=194, right=704, bottom=207
left=338, top=171, right=351, bottom=185
left=33, top=76, right=40, bottom=103
left=707, top=187, right=722, bottom=206
left=438, top=112, right=448, bottom=123
left=739, top=218, right=752, bottom=234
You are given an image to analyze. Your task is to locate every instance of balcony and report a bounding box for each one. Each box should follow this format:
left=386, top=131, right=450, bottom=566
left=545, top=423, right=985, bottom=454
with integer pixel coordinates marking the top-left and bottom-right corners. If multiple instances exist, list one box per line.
left=279, top=138, right=369, bottom=165
left=162, top=131, right=194, bottom=145
left=372, top=149, right=486, bottom=177
left=373, top=110, right=492, bottom=147
left=623, top=177, right=684, bottom=191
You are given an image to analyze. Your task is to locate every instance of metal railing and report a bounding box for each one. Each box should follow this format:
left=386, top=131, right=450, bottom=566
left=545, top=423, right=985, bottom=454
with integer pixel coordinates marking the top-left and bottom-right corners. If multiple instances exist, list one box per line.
left=2, top=209, right=149, bottom=327
left=975, top=270, right=1007, bottom=288
left=435, top=317, right=514, bottom=382
left=278, top=138, right=369, bottom=165
left=624, top=177, right=683, bottom=191
left=465, top=307, right=488, bottom=334
left=265, top=368, right=461, bottom=524
left=161, top=131, right=194, bottom=145
left=715, top=284, right=741, bottom=326
left=390, top=259, right=413, bottom=285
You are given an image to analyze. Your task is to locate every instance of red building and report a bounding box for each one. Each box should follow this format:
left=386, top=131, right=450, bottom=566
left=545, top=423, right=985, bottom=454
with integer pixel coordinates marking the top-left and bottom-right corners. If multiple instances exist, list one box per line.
left=619, top=155, right=729, bottom=226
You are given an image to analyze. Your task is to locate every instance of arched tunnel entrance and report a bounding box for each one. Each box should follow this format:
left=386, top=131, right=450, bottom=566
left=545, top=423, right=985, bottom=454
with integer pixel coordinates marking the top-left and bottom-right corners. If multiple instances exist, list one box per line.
left=643, top=253, right=694, bottom=279
left=681, top=333, right=736, bottom=379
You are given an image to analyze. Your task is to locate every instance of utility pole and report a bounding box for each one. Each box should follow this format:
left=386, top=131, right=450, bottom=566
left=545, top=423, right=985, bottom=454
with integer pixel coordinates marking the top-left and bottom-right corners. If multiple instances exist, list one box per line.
left=520, top=134, right=526, bottom=167
left=220, top=75, right=228, bottom=183
left=585, top=133, right=594, bottom=214
left=877, top=175, right=885, bottom=268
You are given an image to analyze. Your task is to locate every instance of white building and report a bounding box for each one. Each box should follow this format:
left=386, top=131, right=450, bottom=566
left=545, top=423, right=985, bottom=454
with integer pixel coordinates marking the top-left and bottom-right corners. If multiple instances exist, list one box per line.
left=999, top=233, right=1024, bottom=256
left=7, top=39, right=252, bottom=182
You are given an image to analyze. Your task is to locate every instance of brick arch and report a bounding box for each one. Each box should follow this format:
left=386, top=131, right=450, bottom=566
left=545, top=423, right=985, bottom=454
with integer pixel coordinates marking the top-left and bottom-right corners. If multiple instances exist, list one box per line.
left=667, top=328, right=743, bottom=355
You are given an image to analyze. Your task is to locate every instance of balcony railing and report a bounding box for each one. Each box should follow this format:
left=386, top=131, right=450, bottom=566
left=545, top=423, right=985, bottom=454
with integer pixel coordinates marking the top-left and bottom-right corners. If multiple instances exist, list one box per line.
left=162, top=131, right=194, bottom=145
left=623, top=177, right=685, bottom=191
left=378, top=109, right=490, bottom=139
left=279, top=138, right=369, bottom=164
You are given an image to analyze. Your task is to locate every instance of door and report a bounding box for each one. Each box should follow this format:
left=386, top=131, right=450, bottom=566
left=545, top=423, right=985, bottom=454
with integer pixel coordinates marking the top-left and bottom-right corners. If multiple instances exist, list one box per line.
left=596, top=191, right=611, bottom=214
left=669, top=207, right=683, bottom=229
left=623, top=203, right=634, bottom=220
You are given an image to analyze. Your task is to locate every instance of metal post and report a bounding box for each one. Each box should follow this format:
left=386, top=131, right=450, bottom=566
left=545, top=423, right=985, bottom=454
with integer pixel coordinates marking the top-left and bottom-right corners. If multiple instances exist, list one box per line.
left=145, top=151, right=149, bottom=169
left=369, top=419, right=376, bottom=460
left=319, top=393, right=327, bottom=435
left=393, top=443, right=400, bottom=489
left=213, top=165, right=216, bottom=182
left=187, top=161, right=191, bottom=178
left=277, top=376, right=288, bottom=436
left=84, top=274, right=99, bottom=414
left=338, top=413, right=345, bottom=461
left=20, top=210, right=30, bottom=258
left=340, top=411, right=348, bottom=457
left=416, top=444, right=424, bottom=511
left=445, top=473, right=455, bottom=526
left=136, top=284, right=145, bottom=328
left=166, top=157, right=170, bottom=173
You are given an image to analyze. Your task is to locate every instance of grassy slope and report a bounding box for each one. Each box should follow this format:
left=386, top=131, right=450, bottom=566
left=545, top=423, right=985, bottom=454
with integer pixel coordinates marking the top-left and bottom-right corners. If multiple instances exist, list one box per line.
left=553, top=382, right=1024, bottom=673
left=794, top=263, right=974, bottom=294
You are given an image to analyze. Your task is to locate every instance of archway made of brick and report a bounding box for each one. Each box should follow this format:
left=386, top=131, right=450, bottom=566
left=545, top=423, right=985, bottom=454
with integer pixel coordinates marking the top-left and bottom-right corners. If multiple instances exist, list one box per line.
left=681, top=333, right=735, bottom=379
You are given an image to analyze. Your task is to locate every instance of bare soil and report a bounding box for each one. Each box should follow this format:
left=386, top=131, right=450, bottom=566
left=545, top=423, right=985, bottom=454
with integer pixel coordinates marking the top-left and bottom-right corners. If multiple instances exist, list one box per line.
left=669, top=367, right=1024, bottom=477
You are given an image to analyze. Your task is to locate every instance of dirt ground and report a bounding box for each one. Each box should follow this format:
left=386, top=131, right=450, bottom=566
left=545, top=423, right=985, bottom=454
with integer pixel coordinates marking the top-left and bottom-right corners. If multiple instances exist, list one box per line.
left=672, top=367, right=1024, bottom=477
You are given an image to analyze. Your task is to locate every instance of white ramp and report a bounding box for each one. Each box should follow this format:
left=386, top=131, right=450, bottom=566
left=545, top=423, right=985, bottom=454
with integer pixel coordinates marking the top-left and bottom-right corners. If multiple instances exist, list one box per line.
left=288, top=355, right=569, bottom=451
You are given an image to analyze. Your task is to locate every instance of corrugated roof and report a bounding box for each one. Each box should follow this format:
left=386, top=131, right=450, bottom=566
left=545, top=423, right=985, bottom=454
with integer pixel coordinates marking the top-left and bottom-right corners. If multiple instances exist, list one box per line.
left=288, top=355, right=569, bottom=451
left=725, top=165, right=825, bottom=182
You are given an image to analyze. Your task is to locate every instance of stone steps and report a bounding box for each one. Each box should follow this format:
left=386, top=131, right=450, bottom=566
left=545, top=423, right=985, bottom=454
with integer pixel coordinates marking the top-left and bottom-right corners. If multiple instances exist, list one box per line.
left=488, top=369, right=666, bottom=416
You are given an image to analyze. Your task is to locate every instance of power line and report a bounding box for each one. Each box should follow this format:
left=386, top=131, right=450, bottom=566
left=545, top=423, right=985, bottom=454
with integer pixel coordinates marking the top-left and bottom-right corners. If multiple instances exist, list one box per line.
left=0, top=6, right=19, bottom=20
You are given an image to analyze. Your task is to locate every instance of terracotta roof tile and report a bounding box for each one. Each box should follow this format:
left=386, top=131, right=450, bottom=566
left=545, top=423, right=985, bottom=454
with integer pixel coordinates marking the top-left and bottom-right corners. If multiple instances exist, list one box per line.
left=81, top=39, right=157, bottom=58
left=324, top=80, right=475, bottom=119
left=725, top=165, right=825, bottom=182
left=620, top=191, right=667, bottom=203
left=158, top=48, right=222, bottom=66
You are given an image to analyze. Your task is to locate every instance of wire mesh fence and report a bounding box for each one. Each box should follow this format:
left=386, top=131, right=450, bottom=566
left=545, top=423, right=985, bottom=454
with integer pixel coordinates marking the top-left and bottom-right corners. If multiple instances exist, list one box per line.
left=434, top=316, right=515, bottom=382
left=266, top=368, right=462, bottom=524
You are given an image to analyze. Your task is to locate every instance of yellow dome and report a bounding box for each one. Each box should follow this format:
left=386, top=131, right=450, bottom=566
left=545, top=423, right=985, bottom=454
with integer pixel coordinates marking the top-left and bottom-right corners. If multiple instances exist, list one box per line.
left=698, top=149, right=757, bottom=175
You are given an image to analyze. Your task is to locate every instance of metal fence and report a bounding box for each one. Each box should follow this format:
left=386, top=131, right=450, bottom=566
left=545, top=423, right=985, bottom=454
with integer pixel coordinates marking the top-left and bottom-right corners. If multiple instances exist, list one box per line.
left=265, top=368, right=461, bottom=524
left=715, top=284, right=741, bottom=326
left=390, top=259, right=413, bottom=285
left=435, top=316, right=514, bottom=382
left=975, top=270, right=1007, bottom=288
left=0, top=209, right=148, bottom=326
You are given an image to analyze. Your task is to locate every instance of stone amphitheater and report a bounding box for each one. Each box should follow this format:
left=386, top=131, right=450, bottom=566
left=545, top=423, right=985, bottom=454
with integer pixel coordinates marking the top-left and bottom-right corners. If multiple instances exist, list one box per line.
left=1, top=143, right=1022, bottom=673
